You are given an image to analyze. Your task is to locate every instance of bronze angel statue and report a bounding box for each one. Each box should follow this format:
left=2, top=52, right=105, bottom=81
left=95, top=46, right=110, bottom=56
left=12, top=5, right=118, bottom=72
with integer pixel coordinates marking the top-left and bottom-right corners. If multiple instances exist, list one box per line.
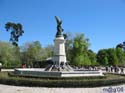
left=55, top=16, right=64, bottom=37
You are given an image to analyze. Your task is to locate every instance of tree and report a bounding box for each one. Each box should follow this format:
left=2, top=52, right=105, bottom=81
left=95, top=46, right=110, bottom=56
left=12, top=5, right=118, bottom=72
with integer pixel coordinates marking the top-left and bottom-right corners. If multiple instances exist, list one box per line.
left=116, top=41, right=125, bottom=51
left=20, top=41, right=42, bottom=67
left=73, top=33, right=89, bottom=54
left=70, top=33, right=91, bottom=66
left=97, top=48, right=121, bottom=66
left=65, top=32, right=73, bottom=62
left=96, top=49, right=109, bottom=66
left=5, top=22, right=24, bottom=46
left=116, top=43, right=123, bottom=49
left=107, top=48, right=118, bottom=66
left=116, top=47, right=125, bottom=66
left=87, top=50, right=97, bottom=65
left=123, top=41, right=125, bottom=51
left=0, top=41, right=21, bottom=68
left=44, top=45, right=54, bottom=58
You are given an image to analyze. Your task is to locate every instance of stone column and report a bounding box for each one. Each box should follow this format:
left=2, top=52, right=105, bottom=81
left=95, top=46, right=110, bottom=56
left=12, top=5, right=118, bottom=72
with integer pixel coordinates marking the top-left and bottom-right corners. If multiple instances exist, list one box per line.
left=52, top=36, right=66, bottom=67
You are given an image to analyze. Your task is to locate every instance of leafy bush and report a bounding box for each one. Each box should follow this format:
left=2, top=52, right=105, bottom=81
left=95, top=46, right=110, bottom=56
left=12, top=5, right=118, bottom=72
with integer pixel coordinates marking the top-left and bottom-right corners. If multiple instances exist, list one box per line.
left=0, top=72, right=125, bottom=87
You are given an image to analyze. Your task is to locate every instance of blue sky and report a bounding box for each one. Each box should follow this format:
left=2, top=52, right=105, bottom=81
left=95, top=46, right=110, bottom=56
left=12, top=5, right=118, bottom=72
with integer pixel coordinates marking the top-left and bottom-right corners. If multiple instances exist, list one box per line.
left=0, top=0, right=125, bottom=52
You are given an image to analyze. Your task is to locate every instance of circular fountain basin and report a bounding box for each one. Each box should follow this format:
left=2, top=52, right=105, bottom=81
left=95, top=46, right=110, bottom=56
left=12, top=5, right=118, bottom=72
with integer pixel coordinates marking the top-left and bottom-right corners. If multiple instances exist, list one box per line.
left=14, top=68, right=103, bottom=77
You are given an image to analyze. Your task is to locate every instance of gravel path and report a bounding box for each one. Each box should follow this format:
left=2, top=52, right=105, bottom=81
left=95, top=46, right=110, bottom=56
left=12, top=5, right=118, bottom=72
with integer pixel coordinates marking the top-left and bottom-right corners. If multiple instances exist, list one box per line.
left=0, top=84, right=124, bottom=93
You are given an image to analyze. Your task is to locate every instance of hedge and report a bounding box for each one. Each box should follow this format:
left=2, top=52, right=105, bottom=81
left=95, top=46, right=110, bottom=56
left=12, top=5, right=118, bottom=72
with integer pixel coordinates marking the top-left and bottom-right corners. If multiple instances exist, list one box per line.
left=0, top=72, right=125, bottom=88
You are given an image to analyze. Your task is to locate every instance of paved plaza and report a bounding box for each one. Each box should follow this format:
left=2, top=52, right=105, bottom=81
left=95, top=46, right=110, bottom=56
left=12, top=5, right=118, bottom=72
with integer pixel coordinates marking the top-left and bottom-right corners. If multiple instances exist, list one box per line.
left=0, top=84, right=124, bottom=93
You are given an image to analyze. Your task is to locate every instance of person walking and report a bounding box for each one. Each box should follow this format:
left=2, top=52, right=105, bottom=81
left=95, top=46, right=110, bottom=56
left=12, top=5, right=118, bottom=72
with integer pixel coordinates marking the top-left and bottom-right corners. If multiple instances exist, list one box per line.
left=0, top=63, right=2, bottom=72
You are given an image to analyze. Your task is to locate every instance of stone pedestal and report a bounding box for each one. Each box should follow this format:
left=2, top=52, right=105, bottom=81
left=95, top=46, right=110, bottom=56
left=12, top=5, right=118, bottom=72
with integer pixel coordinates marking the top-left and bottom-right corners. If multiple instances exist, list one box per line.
left=52, top=36, right=66, bottom=66
left=45, top=35, right=73, bottom=71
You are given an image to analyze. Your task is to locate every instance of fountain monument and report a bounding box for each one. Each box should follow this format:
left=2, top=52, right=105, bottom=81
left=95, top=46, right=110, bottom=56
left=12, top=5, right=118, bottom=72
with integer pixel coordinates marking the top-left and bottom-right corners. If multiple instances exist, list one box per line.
left=14, top=16, right=103, bottom=77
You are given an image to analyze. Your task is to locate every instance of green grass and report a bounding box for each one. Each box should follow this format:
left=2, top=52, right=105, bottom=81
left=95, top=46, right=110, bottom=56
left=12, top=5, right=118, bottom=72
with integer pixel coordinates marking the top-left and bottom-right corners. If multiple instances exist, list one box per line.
left=0, top=72, right=125, bottom=88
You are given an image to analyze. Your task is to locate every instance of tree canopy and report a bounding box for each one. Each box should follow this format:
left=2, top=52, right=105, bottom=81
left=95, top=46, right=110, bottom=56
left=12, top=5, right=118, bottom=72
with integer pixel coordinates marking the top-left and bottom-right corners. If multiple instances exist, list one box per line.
left=5, top=22, right=24, bottom=46
left=1, top=23, right=125, bottom=68
left=67, top=33, right=91, bottom=66
left=96, top=48, right=125, bottom=66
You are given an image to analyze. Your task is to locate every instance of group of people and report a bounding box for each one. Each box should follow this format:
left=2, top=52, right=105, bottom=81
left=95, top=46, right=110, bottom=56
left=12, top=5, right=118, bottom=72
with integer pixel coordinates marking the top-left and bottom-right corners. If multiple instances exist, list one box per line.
left=72, top=66, right=100, bottom=71
left=105, top=66, right=125, bottom=74
left=72, top=65, right=125, bottom=74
